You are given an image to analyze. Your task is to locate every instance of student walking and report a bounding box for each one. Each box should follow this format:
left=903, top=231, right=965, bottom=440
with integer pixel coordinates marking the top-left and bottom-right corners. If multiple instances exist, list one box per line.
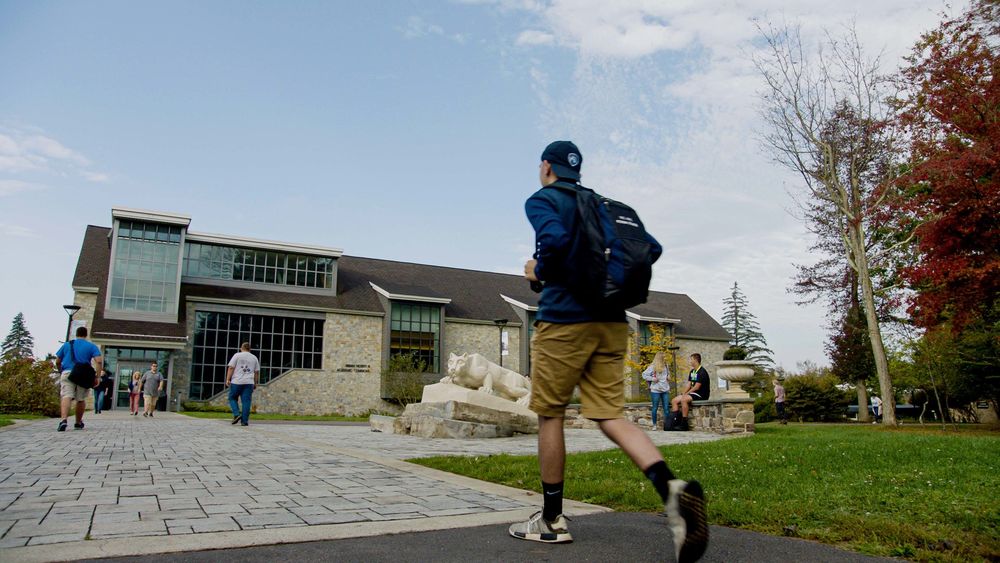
left=94, top=369, right=113, bottom=414
left=139, top=361, right=164, bottom=417
left=871, top=395, right=883, bottom=424
left=128, top=371, right=141, bottom=415
left=773, top=377, right=787, bottom=425
left=54, top=326, right=103, bottom=431
left=642, top=352, right=671, bottom=429
left=510, top=141, right=708, bottom=562
left=226, top=342, right=260, bottom=426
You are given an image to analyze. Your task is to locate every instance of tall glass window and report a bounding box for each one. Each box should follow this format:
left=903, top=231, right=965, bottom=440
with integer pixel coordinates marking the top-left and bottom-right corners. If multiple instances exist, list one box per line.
left=389, top=302, right=441, bottom=372
left=189, top=311, right=324, bottom=400
left=109, top=221, right=182, bottom=313
left=183, top=243, right=334, bottom=290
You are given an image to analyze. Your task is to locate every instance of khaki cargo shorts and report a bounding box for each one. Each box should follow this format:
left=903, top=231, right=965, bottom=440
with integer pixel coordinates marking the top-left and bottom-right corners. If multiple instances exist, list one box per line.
left=59, top=371, right=89, bottom=402
left=529, top=321, right=628, bottom=420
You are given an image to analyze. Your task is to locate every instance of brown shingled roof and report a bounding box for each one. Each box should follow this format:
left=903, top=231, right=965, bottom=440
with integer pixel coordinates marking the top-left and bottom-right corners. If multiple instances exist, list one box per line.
left=73, top=225, right=729, bottom=341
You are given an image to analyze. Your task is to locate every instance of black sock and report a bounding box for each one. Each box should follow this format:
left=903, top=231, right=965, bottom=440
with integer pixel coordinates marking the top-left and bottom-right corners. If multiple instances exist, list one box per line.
left=542, top=481, right=563, bottom=521
left=644, top=460, right=676, bottom=503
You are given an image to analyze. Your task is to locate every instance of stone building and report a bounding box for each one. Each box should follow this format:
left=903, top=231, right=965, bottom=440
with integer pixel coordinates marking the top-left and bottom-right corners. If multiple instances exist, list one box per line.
left=69, top=207, right=731, bottom=415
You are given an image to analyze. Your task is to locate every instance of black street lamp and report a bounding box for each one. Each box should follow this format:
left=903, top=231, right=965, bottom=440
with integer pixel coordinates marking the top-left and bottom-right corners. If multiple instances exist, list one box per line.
left=63, top=304, right=81, bottom=342
left=493, top=318, right=508, bottom=367
left=667, top=345, right=681, bottom=396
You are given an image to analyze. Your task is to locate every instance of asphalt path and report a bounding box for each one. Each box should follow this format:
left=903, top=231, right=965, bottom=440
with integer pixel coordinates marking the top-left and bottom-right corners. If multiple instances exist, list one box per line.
left=85, top=512, right=894, bottom=563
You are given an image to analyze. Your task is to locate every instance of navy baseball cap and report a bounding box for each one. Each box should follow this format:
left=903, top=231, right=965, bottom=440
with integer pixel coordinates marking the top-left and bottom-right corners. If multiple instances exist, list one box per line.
left=541, top=140, right=582, bottom=180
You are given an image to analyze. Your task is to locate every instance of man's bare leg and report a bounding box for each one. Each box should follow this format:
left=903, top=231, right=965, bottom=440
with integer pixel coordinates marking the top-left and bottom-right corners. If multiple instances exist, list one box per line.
left=538, top=415, right=565, bottom=483
left=597, top=418, right=662, bottom=470
left=681, top=396, right=691, bottom=418
left=60, top=397, right=72, bottom=420
left=75, top=400, right=85, bottom=424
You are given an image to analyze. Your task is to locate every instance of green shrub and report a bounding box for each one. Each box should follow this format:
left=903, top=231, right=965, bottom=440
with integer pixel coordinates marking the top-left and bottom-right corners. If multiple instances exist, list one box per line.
left=180, top=401, right=231, bottom=413
left=784, top=372, right=851, bottom=422
left=754, top=391, right=776, bottom=422
left=0, top=358, right=61, bottom=416
left=723, top=346, right=748, bottom=361
left=381, top=353, right=431, bottom=405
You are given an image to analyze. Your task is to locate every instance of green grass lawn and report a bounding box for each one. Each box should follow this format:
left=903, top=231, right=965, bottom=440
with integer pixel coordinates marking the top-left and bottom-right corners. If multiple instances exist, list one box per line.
left=178, top=411, right=369, bottom=422
left=411, top=423, right=1000, bottom=562
left=0, top=413, right=47, bottom=427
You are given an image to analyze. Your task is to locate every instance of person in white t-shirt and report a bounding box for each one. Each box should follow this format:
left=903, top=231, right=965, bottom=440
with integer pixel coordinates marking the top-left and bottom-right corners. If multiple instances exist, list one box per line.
left=226, top=342, right=260, bottom=426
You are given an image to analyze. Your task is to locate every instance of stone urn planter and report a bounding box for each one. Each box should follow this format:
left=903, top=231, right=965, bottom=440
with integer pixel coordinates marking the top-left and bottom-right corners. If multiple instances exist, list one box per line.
left=715, top=360, right=756, bottom=399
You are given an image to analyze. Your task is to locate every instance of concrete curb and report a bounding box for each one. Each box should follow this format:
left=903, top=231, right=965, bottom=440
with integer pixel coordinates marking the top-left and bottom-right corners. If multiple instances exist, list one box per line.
left=3, top=508, right=561, bottom=562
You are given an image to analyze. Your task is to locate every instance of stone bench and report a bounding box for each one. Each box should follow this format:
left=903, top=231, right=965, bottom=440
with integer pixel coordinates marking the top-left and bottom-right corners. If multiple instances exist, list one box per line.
left=565, top=398, right=755, bottom=434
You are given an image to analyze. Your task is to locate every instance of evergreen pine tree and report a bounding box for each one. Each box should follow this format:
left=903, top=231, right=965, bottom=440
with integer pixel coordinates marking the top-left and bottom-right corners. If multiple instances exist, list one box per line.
left=721, top=282, right=774, bottom=369
left=2, top=313, right=35, bottom=362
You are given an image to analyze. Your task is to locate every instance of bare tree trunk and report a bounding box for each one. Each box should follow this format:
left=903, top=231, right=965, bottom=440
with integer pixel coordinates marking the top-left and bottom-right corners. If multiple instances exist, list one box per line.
left=856, top=381, right=870, bottom=422
left=848, top=221, right=897, bottom=425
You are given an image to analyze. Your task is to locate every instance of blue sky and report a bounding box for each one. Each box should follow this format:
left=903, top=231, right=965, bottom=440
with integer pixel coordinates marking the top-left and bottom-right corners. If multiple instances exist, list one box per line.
left=0, top=0, right=957, bottom=368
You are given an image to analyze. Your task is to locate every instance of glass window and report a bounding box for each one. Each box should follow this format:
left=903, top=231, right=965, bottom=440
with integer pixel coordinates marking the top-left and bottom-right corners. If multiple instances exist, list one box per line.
left=188, top=311, right=324, bottom=400
left=182, top=242, right=336, bottom=290
left=389, top=302, right=441, bottom=372
left=108, top=221, right=182, bottom=314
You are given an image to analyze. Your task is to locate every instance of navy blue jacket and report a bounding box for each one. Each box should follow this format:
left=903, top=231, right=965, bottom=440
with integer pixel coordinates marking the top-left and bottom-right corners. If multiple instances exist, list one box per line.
left=525, top=182, right=661, bottom=323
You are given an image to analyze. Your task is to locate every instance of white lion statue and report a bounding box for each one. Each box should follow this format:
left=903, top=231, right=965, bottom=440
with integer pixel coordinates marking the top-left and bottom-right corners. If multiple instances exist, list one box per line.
left=442, top=353, right=531, bottom=406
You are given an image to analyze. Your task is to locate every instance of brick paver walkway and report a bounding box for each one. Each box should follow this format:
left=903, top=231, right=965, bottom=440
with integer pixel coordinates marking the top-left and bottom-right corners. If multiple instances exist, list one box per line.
left=0, top=411, right=723, bottom=552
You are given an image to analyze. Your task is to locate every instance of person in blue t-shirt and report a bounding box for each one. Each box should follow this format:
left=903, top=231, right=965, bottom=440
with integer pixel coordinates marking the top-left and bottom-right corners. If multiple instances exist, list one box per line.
left=54, top=326, right=103, bottom=432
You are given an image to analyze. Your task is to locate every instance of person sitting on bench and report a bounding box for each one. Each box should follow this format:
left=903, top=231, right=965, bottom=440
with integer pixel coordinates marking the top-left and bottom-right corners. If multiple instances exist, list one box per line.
left=668, top=353, right=711, bottom=430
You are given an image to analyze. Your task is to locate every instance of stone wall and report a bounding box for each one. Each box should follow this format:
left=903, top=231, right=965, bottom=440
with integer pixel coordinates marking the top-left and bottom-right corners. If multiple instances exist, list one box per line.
left=72, top=291, right=98, bottom=335
left=564, top=399, right=754, bottom=434
left=444, top=322, right=521, bottom=374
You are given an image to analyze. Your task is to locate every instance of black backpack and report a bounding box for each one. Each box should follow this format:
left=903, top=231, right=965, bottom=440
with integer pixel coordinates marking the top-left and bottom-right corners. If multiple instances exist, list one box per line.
left=549, top=181, right=658, bottom=310
left=66, top=340, right=98, bottom=389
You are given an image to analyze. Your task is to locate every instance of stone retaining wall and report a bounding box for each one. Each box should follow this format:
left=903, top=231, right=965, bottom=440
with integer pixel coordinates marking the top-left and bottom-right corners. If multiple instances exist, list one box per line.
left=564, top=399, right=754, bottom=434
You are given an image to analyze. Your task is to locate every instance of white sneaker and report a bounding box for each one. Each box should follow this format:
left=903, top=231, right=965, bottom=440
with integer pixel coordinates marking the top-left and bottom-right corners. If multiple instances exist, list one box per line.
left=508, top=511, right=572, bottom=543
left=665, top=479, right=709, bottom=563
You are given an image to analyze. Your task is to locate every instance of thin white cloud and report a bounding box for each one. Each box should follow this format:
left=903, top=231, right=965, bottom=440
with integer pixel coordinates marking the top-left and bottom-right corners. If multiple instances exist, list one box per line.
left=517, top=30, right=554, bottom=46
left=0, top=127, right=108, bottom=183
left=0, top=179, right=45, bottom=197
left=400, top=16, right=444, bottom=39
left=81, top=171, right=110, bottom=183
left=0, top=222, right=35, bottom=238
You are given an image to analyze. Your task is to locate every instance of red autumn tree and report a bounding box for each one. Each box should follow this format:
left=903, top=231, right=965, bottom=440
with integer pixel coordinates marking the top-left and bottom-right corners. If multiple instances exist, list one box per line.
left=896, top=1, right=1000, bottom=329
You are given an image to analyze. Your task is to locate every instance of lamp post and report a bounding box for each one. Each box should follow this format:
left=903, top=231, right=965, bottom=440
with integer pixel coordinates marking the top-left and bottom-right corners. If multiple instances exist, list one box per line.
left=63, top=304, right=81, bottom=342
left=493, top=318, right=508, bottom=368
left=667, top=345, right=681, bottom=396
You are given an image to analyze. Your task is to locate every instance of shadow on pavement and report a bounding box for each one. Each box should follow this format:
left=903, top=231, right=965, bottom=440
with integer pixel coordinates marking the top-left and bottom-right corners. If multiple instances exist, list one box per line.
left=84, top=512, right=891, bottom=563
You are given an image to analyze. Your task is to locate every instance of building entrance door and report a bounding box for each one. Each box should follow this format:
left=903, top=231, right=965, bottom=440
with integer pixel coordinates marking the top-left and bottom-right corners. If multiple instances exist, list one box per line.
left=115, top=361, right=146, bottom=410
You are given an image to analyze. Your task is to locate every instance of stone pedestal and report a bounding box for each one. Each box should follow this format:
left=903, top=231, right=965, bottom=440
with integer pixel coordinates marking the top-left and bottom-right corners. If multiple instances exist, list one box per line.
left=716, top=360, right=756, bottom=399
left=369, top=394, right=539, bottom=439
left=420, top=383, right=536, bottom=419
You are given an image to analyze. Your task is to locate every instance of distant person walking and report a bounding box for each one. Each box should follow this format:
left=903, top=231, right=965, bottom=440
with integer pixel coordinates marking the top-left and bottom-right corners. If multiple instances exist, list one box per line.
left=510, top=141, right=707, bottom=563
left=642, top=352, right=671, bottom=430
left=773, top=378, right=787, bottom=425
left=128, top=371, right=142, bottom=415
left=871, top=395, right=883, bottom=424
left=226, top=342, right=260, bottom=426
left=94, top=369, right=113, bottom=414
left=54, top=326, right=102, bottom=431
left=139, top=361, right=165, bottom=417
